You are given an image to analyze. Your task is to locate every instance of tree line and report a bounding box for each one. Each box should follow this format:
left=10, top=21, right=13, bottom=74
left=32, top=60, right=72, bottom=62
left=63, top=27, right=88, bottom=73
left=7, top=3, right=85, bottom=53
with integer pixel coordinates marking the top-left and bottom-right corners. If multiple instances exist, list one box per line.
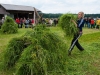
left=42, top=13, right=100, bottom=18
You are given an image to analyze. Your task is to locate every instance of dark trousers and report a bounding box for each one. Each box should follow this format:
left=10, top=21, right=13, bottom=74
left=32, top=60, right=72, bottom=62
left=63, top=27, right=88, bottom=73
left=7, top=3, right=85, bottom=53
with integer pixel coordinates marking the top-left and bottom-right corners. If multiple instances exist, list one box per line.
left=20, top=23, right=23, bottom=28
left=69, top=33, right=84, bottom=53
left=96, top=25, right=99, bottom=29
left=91, top=24, right=95, bottom=28
left=17, top=23, right=20, bottom=28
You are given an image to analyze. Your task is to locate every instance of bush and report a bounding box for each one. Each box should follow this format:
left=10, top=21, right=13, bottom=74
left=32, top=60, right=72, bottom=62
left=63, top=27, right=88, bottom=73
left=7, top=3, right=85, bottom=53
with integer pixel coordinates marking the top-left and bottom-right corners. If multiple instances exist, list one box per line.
left=59, top=13, right=78, bottom=37
left=1, top=16, right=18, bottom=34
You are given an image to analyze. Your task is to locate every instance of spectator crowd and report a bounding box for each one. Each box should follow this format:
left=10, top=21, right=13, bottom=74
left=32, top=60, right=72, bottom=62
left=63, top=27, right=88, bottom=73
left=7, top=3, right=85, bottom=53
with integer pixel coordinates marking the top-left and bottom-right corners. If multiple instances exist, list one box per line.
left=84, top=17, right=100, bottom=29
left=0, top=16, right=100, bottom=29
left=15, top=17, right=34, bottom=28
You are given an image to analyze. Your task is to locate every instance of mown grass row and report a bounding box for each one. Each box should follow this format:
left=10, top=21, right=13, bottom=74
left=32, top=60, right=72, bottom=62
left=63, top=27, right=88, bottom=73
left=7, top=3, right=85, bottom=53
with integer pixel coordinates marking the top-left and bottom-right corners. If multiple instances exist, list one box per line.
left=49, top=27, right=100, bottom=75
left=0, top=27, right=100, bottom=75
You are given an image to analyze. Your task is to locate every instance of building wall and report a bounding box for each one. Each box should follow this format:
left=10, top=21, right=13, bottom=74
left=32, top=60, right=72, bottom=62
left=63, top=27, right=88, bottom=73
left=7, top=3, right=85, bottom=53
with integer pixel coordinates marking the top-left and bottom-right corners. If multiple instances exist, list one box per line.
left=0, top=5, right=35, bottom=20
left=0, top=5, right=5, bottom=19
left=0, top=5, right=7, bottom=14
left=6, top=10, right=34, bottom=19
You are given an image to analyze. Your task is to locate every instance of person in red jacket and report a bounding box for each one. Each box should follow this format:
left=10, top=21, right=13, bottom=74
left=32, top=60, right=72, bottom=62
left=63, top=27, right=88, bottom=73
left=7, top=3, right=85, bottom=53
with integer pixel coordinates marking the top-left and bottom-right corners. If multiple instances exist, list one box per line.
left=91, top=18, right=95, bottom=28
left=31, top=19, right=34, bottom=24
left=15, top=18, right=20, bottom=28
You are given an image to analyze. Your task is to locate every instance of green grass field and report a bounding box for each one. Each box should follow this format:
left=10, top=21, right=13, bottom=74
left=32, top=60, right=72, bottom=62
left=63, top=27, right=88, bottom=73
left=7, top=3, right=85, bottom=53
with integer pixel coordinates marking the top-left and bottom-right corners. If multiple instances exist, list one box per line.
left=0, top=27, right=100, bottom=75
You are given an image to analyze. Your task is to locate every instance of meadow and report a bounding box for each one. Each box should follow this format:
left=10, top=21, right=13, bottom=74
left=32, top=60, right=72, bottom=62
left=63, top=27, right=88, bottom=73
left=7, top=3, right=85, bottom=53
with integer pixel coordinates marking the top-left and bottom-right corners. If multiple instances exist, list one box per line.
left=0, top=27, right=100, bottom=75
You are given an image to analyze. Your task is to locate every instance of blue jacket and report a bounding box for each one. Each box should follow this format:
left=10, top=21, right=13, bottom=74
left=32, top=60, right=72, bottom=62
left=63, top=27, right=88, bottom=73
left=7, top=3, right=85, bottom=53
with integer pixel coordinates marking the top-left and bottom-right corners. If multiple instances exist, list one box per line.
left=77, top=18, right=84, bottom=32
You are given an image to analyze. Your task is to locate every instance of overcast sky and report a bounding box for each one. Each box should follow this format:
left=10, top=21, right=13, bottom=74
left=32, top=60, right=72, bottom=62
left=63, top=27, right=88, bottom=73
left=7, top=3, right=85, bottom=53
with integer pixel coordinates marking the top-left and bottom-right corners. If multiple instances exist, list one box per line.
left=0, top=0, right=100, bottom=14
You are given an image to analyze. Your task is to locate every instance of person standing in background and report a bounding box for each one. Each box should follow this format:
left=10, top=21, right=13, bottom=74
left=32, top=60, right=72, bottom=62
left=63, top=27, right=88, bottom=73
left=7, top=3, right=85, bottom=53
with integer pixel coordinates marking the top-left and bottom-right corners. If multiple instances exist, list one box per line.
left=1, top=17, right=5, bottom=24
left=90, top=18, right=95, bottom=28
left=31, top=19, right=35, bottom=28
left=31, top=19, right=34, bottom=25
left=25, top=18, right=29, bottom=28
left=20, top=18, right=23, bottom=28
left=0, top=17, right=5, bottom=29
left=84, top=17, right=88, bottom=27
left=88, top=17, right=91, bottom=28
left=23, top=17, right=26, bottom=25
left=96, top=18, right=100, bottom=29
left=15, top=18, right=20, bottom=28
left=49, top=19, right=53, bottom=26
left=54, top=18, right=57, bottom=26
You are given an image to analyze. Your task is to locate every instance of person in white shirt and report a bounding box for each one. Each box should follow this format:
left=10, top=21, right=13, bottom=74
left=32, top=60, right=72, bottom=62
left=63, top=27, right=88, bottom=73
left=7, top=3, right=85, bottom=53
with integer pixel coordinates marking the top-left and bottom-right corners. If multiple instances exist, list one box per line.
left=2, top=17, right=5, bottom=24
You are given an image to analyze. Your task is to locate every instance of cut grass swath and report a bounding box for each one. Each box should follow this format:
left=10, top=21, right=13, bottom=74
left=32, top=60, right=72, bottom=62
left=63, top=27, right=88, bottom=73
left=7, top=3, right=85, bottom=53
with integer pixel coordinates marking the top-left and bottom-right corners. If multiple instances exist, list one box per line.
left=3, top=24, right=68, bottom=75
left=3, top=37, right=32, bottom=68
left=15, top=25, right=67, bottom=75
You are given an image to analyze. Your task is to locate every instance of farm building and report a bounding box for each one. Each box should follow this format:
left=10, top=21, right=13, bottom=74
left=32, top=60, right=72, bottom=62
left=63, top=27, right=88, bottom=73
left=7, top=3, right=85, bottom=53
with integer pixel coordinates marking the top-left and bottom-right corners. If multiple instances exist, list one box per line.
left=0, top=3, right=41, bottom=19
